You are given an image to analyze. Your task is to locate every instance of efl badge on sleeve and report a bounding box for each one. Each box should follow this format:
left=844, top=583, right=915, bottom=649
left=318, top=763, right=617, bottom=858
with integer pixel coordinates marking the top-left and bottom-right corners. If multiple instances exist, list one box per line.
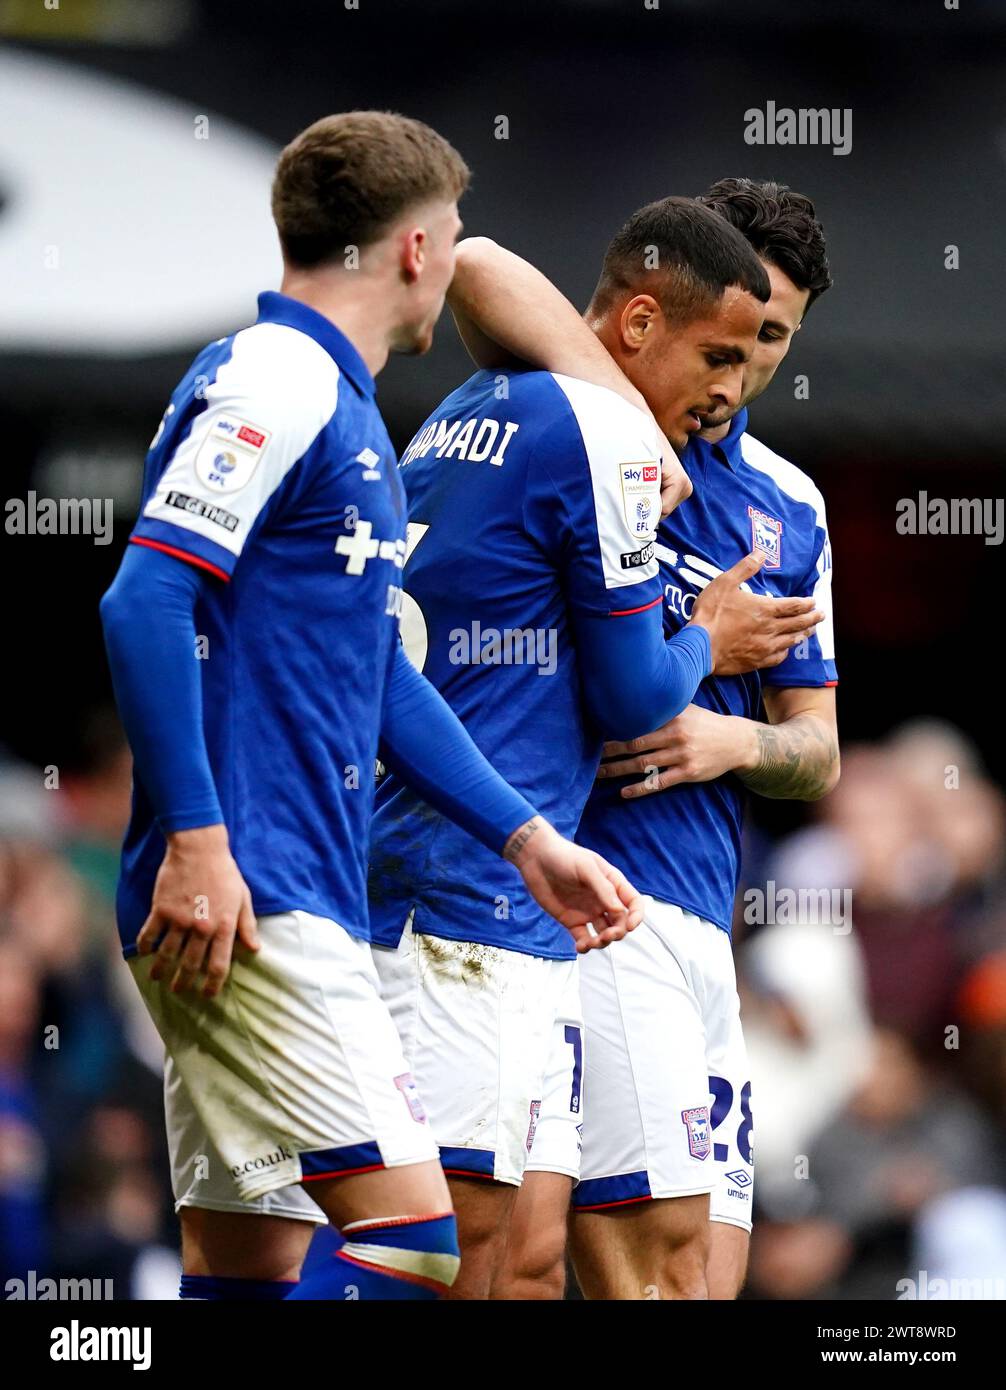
left=681, top=1106, right=711, bottom=1161
left=195, top=413, right=271, bottom=493
left=619, top=461, right=661, bottom=537
left=748, top=506, right=782, bottom=568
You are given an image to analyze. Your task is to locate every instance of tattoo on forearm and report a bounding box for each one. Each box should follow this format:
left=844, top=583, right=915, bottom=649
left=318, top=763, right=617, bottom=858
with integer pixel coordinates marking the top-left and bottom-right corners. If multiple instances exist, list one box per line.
left=503, top=816, right=540, bottom=861
left=738, top=715, right=839, bottom=801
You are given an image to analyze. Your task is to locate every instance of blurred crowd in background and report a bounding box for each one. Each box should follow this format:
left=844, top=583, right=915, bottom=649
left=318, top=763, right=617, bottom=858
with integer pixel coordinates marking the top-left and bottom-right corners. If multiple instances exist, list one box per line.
left=2, top=713, right=1004, bottom=1300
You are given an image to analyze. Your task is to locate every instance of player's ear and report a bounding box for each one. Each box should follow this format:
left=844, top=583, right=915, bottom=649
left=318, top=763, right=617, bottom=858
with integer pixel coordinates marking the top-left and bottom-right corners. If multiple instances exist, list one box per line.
left=619, top=294, right=660, bottom=352
left=400, top=225, right=426, bottom=284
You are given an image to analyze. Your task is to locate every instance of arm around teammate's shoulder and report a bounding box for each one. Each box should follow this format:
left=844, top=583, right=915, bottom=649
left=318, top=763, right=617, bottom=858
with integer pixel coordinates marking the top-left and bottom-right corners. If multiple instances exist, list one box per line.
left=448, top=238, right=690, bottom=515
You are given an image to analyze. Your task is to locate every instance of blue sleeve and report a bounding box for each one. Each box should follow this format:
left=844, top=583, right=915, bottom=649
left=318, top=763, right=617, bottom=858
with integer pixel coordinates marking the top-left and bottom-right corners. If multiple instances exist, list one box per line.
left=571, top=605, right=712, bottom=741
left=379, top=643, right=536, bottom=855
left=100, top=543, right=224, bottom=832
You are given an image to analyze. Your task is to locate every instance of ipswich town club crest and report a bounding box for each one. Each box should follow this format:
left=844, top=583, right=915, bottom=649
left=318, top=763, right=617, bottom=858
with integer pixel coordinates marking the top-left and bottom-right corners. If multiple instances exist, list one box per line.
left=748, top=505, right=783, bottom=568
left=681, top=1105, right=711, bottom=1160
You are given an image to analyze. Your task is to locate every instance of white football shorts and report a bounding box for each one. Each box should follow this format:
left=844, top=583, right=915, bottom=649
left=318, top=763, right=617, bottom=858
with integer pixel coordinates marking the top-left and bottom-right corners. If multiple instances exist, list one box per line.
left=573, top=899, right=754, bottom=1231
left=373, top=912, right=580, bottom=1187
left=130, top=909, right=439, bottom=1220
left=523, top=957, right=584, bottom=1180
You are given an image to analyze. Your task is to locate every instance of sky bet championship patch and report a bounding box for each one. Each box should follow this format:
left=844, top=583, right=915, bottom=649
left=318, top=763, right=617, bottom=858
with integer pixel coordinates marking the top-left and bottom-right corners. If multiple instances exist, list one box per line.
left=194, top=412, right=272, bottom=494
left=619, top=460, right=661, bottom=538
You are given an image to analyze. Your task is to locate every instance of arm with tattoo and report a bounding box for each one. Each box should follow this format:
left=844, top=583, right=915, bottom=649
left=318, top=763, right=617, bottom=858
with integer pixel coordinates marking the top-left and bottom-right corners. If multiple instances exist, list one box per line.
left=736, top=708, right=840, bottom=801
left=598, top=686, right=839, bottom=802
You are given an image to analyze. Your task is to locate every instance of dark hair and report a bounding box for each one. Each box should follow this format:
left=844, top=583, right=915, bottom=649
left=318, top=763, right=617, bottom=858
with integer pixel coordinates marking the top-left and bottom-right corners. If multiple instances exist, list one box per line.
left=272, top=111, right=470, bottom=268
left=589, top=196, right=771, bottom=326
left=698, top=178, right=832, bottom=309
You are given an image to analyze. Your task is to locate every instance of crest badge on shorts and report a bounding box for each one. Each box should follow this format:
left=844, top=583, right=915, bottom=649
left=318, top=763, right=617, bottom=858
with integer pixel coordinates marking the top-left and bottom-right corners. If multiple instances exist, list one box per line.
left=526, top=1099, right=542, bottom=1153
left=681, top=1105, right=711, bottom=1160
left=748, top=505, right=783, bottom=568
left=619, top=461, right=661, bottom=537
left=394, top=1072, right=427, bottom=1124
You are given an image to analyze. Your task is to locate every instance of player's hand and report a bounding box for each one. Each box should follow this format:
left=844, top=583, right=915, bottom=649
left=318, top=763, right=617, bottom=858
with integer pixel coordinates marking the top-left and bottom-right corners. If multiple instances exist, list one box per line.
left=656, top=429, right=692, bottom=516
left=690, top=551, right=824, bottom=675
left=137, top=824, right=260, bottom=998
left=597, top=705, right=753, bottom=798
left=503, top=817, right=643, bottom=952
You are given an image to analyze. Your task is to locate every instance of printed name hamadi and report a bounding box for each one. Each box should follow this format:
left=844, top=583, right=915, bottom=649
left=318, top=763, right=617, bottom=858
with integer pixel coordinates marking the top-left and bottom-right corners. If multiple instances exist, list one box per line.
left=4, top=492, right=114, bottom=546
left=50, top=1320, right=151, bottom=1371
left=895, top=492, right=1004, bottom=546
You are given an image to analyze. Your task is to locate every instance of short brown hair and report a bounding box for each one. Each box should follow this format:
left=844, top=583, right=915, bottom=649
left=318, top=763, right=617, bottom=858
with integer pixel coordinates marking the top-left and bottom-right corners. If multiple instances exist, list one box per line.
left=271, top=111, right=470, bottom=268
left=590, top=196, right=770, bottom=328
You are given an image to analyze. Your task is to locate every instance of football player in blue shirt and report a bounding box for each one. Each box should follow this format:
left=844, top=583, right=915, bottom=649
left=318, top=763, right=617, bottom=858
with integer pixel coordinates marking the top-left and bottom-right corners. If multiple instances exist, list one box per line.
left=99, top=111, right=655, bottom=1303
left=495, top=180, right=838, bottom=1301
left=367, top=198, right=823, bottom=1297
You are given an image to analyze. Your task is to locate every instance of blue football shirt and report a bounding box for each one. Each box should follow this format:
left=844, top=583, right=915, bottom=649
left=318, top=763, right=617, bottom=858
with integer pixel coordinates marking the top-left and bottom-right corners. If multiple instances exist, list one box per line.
left=116, top=291, right=407, bottom=951
left=368, top=367, right=665, bottom=960
left=577, top=407, right=837, bottom=934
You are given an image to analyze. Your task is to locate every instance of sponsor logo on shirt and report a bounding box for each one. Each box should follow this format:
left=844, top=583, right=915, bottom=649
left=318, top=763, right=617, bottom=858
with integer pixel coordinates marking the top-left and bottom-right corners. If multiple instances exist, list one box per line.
left=165, top=490, right=239, bottom=532
left=334, top=519, right=406, bottom=575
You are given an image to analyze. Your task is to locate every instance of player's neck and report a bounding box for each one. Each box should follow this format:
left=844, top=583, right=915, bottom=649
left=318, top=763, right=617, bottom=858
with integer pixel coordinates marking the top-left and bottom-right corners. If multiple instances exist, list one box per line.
left=279, top=270, right=394, bottom=378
